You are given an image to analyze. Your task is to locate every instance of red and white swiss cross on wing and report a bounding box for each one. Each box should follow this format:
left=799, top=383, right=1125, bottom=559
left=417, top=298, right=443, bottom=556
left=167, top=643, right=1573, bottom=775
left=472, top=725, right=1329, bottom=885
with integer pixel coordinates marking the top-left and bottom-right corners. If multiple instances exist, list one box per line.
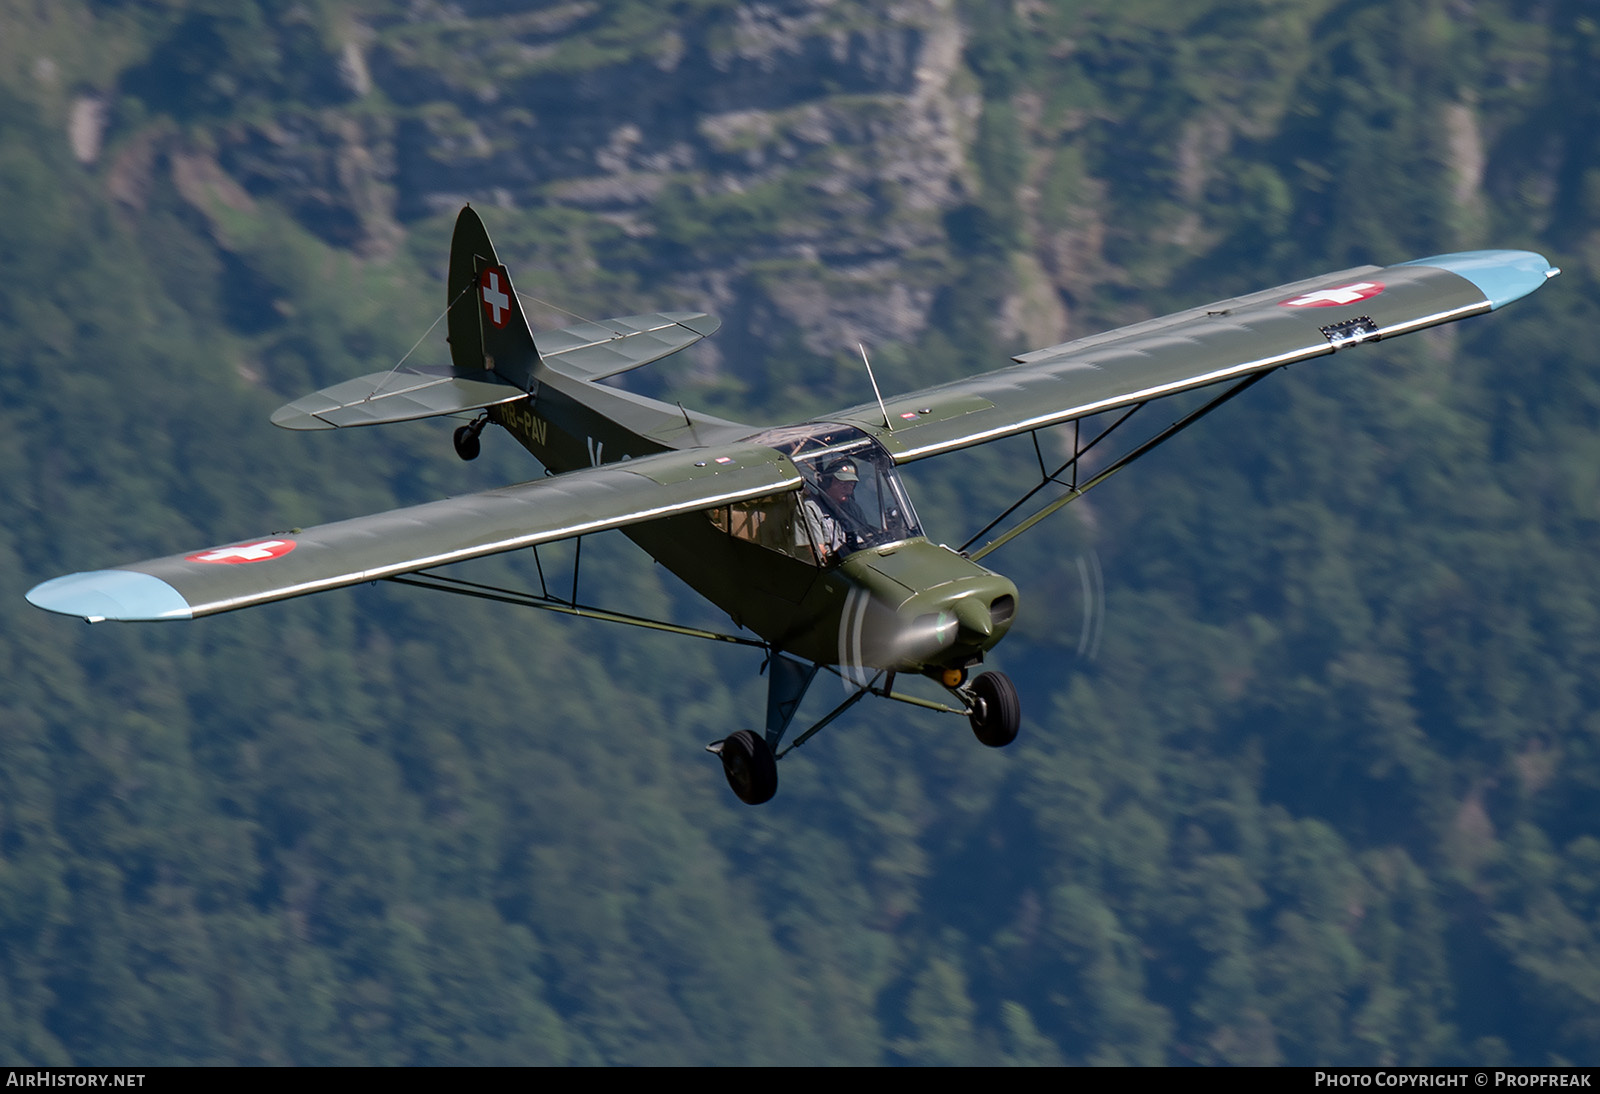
left=479, top=266, right=512, bottom=329
left=1279, top=281, right=1386, bottom=308
left=186, top=539, right=297, bottom=564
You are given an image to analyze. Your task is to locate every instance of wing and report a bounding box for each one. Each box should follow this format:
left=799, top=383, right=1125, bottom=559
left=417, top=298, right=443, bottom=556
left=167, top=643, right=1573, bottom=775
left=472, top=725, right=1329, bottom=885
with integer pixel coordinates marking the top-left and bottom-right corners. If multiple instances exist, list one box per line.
left=26, top=443, right=799, bottom=622
left=271, top=311, right=721, bottom=430
left=830, top=250, right=1559, bottom=462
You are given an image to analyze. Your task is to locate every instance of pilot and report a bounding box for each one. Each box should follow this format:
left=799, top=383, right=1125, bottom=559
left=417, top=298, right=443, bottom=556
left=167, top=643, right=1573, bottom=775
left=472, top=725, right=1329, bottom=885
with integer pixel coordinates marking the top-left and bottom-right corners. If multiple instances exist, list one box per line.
left=801, top=460, right=867, bottom=562
left=824, top=460, right=868, bottom=523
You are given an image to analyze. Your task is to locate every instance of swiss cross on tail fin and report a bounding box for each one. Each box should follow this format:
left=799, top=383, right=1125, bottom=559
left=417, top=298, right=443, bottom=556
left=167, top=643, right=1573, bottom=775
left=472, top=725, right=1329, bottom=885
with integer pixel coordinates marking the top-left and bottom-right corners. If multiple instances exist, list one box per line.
left=479, top=266, right=512, bottom=327
left=445, top=206, right=544, bottom=390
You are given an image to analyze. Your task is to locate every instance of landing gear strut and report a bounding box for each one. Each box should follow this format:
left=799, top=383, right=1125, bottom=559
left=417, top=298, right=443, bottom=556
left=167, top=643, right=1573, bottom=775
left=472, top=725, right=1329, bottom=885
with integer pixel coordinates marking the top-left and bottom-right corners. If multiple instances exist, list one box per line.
left=964, top=670, right=1020, bottom=748
left=453, top=415, right=487, bottom=461
left=705, top=661, right=1019, bottom=803
left=707, top=730, right=778, bottom=805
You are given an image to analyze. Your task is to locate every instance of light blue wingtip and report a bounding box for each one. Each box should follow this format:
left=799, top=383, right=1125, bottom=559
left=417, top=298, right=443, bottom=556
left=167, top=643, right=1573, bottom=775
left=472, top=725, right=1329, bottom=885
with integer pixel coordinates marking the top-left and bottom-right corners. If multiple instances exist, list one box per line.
left=25, top=570, right=193, bottom=622
left=1401, top=249, right=1560, bottom=310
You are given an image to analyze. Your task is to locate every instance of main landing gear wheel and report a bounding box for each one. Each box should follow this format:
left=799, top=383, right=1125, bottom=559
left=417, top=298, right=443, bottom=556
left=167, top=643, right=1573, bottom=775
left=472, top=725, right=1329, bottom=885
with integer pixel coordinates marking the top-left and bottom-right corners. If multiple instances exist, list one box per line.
left=708, top=730, right=778, bottom=805
left=453, top=420, right=485, bottom=461
left=968, top=670, right=1020, bottom=748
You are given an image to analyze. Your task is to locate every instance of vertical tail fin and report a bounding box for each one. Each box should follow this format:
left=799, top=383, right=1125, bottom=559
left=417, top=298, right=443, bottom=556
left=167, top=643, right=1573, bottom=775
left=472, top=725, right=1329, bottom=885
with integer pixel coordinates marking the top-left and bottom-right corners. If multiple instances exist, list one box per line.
left=446, top=206, right=544, bottom=391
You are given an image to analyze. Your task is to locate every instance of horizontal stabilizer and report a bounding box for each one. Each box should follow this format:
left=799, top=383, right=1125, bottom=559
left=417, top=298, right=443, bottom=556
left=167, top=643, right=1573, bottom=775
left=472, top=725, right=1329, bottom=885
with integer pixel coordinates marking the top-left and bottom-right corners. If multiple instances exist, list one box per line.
left=271, top=312, right=720, bottom=430
left=271, top=367, right=525, bottom=430
left=539, top=311, right=721, bottom=381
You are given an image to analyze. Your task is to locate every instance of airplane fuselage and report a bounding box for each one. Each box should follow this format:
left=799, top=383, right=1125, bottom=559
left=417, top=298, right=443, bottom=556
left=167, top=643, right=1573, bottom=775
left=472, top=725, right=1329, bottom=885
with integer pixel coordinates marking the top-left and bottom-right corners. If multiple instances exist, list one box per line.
left=493, top=368, right=1017, bottom=672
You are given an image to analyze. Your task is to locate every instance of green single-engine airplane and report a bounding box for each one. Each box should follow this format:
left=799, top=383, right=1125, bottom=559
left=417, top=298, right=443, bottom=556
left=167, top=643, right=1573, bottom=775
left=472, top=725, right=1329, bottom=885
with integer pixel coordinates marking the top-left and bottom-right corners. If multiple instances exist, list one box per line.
left=26, top=208, right=1560, bottom=803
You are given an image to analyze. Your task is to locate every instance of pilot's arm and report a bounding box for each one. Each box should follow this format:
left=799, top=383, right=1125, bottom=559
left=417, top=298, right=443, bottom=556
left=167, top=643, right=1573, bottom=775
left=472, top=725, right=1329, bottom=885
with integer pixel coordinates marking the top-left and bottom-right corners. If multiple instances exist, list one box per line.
left=799, top=498, right=843, bottom=561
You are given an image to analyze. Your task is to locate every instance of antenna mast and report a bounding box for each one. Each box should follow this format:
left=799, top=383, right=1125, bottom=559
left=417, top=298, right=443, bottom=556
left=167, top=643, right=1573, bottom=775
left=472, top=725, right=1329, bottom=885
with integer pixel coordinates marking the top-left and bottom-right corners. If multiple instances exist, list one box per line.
left=858, top=343, right=893, bottom=432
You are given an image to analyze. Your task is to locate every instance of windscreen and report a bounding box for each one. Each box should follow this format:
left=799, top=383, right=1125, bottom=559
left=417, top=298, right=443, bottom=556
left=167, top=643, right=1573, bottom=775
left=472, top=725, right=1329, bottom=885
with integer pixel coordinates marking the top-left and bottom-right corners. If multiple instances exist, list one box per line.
left=747, top=424, right=922, bottom=562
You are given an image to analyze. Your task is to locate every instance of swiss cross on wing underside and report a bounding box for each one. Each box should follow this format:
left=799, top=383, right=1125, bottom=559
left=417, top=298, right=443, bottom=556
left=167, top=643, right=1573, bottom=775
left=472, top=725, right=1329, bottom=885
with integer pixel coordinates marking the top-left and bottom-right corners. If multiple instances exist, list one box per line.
left=480, top=266, right=511, bottom=328
left=1280, top=281, right=1386, bottom=308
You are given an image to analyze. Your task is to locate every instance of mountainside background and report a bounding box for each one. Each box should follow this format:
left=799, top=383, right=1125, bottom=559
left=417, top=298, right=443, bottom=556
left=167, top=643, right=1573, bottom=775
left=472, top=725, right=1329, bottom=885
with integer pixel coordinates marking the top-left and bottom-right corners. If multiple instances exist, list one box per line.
left=2, top=0, right=1599, bottom=1065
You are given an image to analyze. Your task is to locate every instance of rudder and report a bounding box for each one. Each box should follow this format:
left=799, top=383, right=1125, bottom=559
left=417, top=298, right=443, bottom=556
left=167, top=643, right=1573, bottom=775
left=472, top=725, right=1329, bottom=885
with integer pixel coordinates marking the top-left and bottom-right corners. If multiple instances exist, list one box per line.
left=447, top=206, right=543, bottom=390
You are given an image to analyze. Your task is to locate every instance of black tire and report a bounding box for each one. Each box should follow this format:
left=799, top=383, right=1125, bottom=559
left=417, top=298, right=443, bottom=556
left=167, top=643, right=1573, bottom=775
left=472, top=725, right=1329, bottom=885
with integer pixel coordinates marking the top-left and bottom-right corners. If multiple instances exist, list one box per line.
left=969, top=671, right=1020, bottom=748
left=717, top=730, right=778, bottom=805
left=453, top=424, right=481, bottom=461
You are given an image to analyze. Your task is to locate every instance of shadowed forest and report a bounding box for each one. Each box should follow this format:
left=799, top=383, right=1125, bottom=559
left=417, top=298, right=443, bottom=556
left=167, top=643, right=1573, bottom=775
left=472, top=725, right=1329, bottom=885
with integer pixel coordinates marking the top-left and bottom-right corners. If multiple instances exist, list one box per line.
left=2, top=0, right=1599, bottom=1065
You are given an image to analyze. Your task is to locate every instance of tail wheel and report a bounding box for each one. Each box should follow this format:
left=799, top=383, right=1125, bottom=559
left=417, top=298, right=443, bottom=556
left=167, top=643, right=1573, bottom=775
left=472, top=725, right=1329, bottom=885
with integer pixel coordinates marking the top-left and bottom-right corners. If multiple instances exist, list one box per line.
left=714, top=730, right=778, bottom=805
left=453, top=424, right=482, bottom=461
left=968, top=671, right=1020, bottom=748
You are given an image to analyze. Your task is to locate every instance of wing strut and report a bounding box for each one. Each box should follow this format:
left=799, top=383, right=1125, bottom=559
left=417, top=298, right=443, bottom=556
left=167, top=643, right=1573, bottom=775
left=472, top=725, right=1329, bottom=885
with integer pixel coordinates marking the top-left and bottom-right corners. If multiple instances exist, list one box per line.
left=959, top=401, right=1149, bottom=555
left=962, top=369, right=1277, bottom=562
left=384, top=569, right=768, bottom=648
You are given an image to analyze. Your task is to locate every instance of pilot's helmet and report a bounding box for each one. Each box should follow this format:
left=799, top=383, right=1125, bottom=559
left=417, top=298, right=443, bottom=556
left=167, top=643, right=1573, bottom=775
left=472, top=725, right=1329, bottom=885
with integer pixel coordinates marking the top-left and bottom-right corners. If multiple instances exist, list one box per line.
left=825, top=460, right=859, bottom=483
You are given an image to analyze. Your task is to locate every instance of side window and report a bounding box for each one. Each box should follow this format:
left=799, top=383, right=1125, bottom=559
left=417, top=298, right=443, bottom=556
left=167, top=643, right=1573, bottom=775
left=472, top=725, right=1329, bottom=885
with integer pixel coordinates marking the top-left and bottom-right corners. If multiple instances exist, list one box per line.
left=708, top=493, right=820, bottom=566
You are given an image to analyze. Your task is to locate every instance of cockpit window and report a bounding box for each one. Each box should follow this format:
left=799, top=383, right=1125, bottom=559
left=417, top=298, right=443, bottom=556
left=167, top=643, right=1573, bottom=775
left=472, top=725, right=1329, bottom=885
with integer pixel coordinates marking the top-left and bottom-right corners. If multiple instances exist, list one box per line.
left=743, top=423, right=923, bottom=563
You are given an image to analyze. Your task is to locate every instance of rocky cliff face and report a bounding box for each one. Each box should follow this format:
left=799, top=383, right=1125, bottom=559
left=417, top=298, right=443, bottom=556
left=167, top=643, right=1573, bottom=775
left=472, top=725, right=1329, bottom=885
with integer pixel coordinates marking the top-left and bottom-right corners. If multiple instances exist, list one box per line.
left=30, top=0, right=1594, bottom=382
left=189, top=0, right=981, bottom=360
